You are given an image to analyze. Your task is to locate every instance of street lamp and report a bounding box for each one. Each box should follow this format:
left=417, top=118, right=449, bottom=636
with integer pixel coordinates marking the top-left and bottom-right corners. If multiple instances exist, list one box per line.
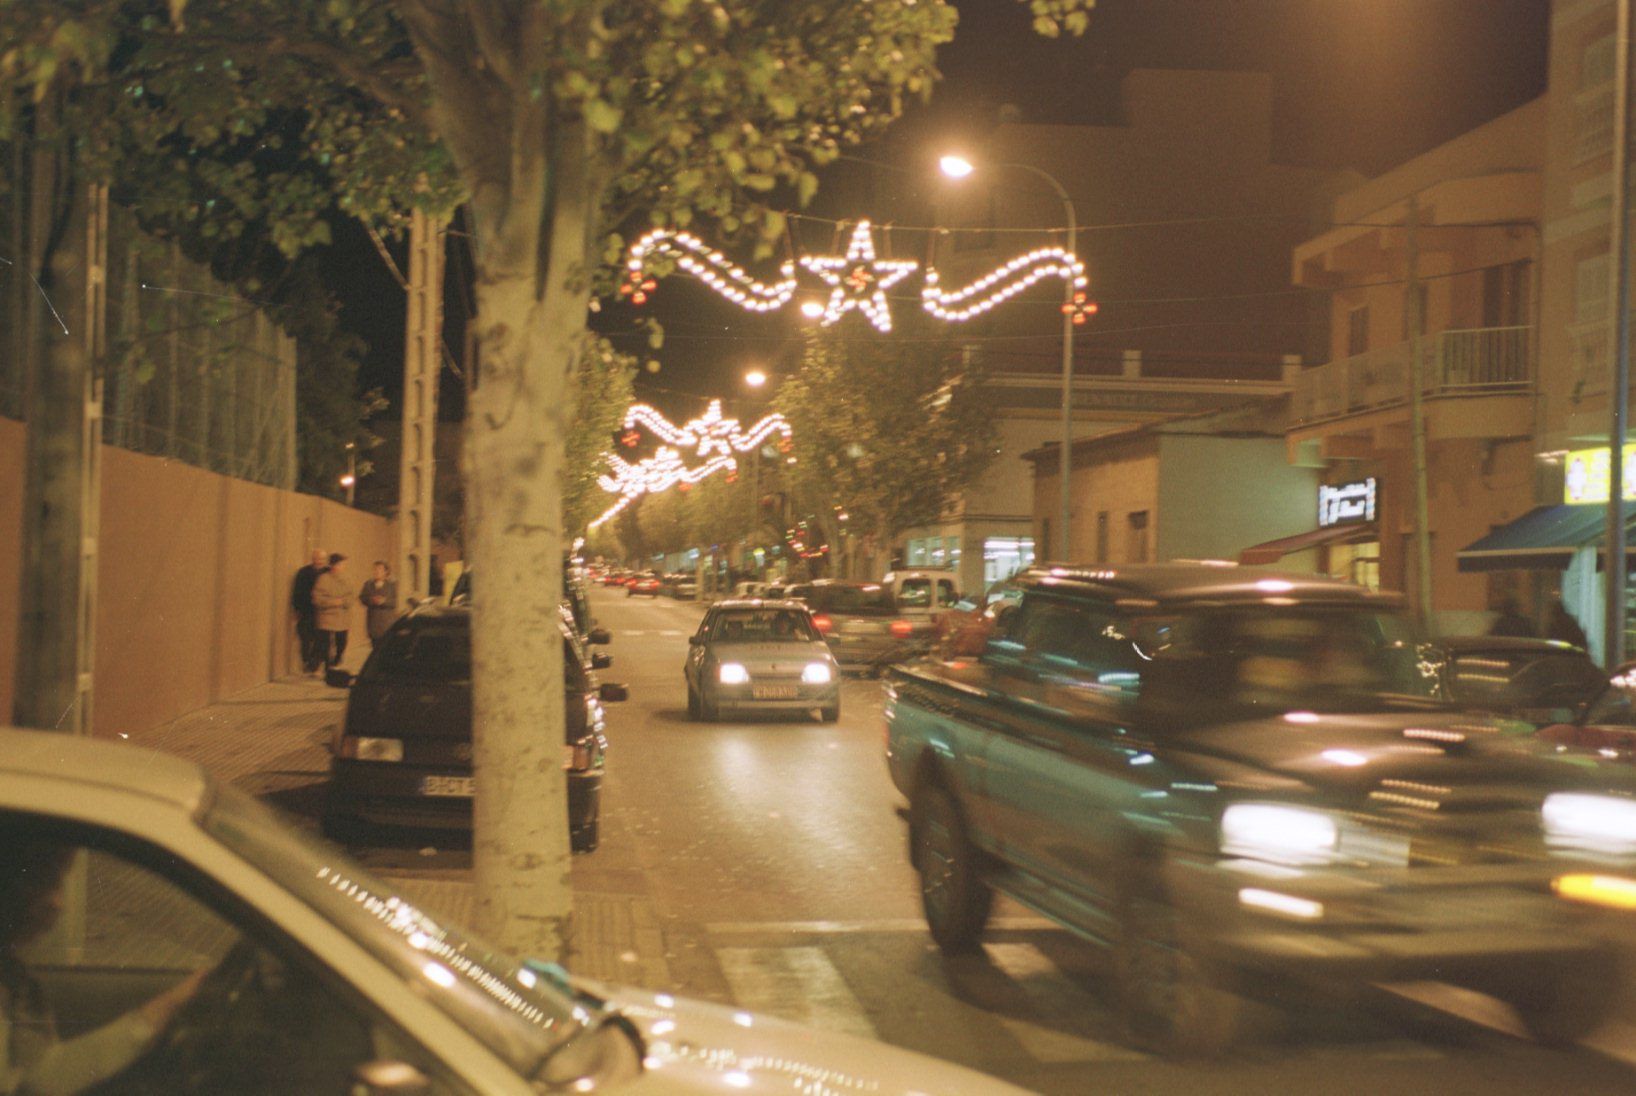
left=741, top=370, right=771, bottom=577
left=940, top=152, right=1079, bottom=562
left=341, top=442, right=357, bottom=507
left=744, top=368, right=768, bottom=389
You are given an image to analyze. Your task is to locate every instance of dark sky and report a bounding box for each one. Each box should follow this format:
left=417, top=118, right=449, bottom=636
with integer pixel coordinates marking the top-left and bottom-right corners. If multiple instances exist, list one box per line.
left=337, top=0, right=1550, bottom=420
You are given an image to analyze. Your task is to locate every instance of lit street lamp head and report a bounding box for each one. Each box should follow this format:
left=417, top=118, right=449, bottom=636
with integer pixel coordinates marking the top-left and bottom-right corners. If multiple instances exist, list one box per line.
left=744, top=369, right=768, bottom=388
left=939, top=154, right=975, bottom=180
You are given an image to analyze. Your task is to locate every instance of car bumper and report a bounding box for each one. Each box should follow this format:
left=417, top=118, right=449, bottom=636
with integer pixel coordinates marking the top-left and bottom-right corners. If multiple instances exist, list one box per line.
left=825, top=635, right=929, bottom=668
left=713, top=684, right=840, bottom=711
left=328, top=759, right=602, bottom=844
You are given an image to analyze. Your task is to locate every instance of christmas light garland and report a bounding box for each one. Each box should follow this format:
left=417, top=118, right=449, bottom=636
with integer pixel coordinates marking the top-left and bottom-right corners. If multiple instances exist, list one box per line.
left=797, top=220, right=919, bottom=332
left=624, top=229, right=796, bottom=311
left=921, top=247, right=1087, bottom=322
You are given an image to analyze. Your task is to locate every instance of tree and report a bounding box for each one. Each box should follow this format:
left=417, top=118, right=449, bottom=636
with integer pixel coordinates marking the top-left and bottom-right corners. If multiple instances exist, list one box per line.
left=3, top=0, right=1093, bottom=960
left=776, top=320, right=998, bottom=570
left=562, top=336, right=636, bottom=534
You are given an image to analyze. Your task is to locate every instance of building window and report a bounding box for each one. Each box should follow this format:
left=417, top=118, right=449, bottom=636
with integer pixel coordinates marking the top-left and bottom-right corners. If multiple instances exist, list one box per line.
left=1095, top=511, right=1110, bottom=563
left=1482, top=260, right=1530, bottom=328
left=983, top=536, right=1033, bottom=586
left=907, top=538, right=931, bottom=567
left=1127, top=510, right=1150, bottom=563
left=1576, top=255, right=1610, bottom=325
left=1346, top=305, right=1369, bottom=357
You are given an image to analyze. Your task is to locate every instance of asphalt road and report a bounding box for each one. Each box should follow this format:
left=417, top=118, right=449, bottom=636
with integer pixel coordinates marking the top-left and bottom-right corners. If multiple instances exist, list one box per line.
left=576, top=585, right=1636, bottom=1095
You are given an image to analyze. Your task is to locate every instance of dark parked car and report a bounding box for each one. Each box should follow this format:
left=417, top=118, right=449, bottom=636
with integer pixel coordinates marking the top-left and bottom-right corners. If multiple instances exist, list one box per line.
left=449, top=567, right=613, bottom=666
left=1424, top=636, right=1606, bottom=728
left=325, top=603, right=625, bottom=851
left=887, top=564, right=1636, bottom=1054
left=684, top=600, right=840, bottom=722
left=786, top=579, right=930, bottom=671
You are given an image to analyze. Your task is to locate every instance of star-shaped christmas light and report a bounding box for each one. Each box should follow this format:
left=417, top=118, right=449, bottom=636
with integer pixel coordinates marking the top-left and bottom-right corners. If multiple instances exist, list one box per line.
left=798, top=220, right=918, bottom=332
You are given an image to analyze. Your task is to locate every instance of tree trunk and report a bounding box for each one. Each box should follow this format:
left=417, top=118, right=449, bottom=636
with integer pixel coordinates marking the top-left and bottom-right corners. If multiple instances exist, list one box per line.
left=463, top=143, right=594, bottom=961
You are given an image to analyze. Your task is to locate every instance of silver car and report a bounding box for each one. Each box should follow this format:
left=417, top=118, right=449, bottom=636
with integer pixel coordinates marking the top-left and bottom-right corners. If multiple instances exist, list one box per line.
left=685, top=600, right=841, bottom=722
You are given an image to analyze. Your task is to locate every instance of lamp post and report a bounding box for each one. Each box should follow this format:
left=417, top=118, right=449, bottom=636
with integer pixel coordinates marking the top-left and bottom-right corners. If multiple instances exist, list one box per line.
left=940, top=154, right=1079, bottom=561
left=340, top=442, right=357, bottom=507
left=742, top=368, right=769, bottom=579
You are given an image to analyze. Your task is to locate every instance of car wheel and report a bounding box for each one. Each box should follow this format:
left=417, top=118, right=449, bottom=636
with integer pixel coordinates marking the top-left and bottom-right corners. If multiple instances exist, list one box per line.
left=700, top=686, right=720, bottom=722
left=1502, top=962, right=1618, bottom=1047
left=1113, top=873, right=1243, bottom=1057
left=911, top=781, right=991, bottom=954
left=819, top=704, right=840, bottom=723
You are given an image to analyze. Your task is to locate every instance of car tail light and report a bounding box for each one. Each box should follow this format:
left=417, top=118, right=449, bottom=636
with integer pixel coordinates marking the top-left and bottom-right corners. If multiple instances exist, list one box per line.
left=812, top=614, right=833, bottom=635
left=890, top=619, right=914, bottom=638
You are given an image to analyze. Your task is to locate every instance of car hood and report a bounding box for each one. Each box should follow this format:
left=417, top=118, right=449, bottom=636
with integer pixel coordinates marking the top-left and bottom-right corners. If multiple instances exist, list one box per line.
left=710, top=642, right=832, bottom=666
left=1173, top=708, right=1636, bottom=806
left=591, top=983, right=1029, bottom=1095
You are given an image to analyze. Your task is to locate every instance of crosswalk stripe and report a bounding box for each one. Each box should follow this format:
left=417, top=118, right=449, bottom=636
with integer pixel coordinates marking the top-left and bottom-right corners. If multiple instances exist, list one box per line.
left=622, top=630, right=647, bottom=636
left=659, top=629, right=685, bottom=637
left=716, top=946, right=877, bottom=1040
left=983, top=942, right=1149, bottom=1063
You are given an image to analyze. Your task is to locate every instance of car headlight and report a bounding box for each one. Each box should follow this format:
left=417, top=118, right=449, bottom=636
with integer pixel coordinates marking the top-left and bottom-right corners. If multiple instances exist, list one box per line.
left=802, top=662, right=833, bottom=685
left=343, top=736, right=404, bottom=762
left=719, top=662, right=750, bottom=685
left=1543, top=793, right=1636, bottom=854
left=1220, top=803, right=1338, bottom=864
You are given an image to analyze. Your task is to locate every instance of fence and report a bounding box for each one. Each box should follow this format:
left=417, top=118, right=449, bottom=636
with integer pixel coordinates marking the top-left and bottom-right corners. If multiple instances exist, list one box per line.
left=1291, top=326, right=1533, bottom=425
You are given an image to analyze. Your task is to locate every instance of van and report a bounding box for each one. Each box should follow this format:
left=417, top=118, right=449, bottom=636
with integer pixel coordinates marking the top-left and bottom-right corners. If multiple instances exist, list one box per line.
left=881, top=569, right=960, bottom=624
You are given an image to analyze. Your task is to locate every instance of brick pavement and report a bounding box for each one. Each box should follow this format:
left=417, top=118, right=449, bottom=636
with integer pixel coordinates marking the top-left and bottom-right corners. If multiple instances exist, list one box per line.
left=129, top=671, right=675, bottom=987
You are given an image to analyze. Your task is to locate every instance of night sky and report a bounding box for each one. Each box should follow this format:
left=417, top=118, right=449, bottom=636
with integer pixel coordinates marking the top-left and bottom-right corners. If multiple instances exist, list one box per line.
left=332, top=0, right=1550, bottom=422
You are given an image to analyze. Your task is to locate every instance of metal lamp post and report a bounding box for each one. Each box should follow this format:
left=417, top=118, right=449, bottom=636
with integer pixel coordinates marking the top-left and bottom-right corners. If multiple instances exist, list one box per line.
left=940, top=154, right=1079, bottom=561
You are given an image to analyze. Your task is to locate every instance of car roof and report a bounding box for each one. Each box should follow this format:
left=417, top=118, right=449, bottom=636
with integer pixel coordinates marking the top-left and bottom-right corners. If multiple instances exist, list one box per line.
left=710, top=598, right=809, bottom=611
left=1011, top=562, right=1402, bottom=608
left=0, top=727, right=209, bottom=813
left=1436, top=636, right=1590, bottom=655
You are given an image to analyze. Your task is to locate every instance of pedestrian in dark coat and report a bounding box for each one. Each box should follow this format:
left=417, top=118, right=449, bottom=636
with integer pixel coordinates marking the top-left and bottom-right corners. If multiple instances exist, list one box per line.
left=1489, top=598, right=1534, bottom=638
left=360, top=560, right=399, bottom=644
left=290, top=549, right=328, bottom=673
left=1547, top=599, right=1590, bottom=650
left=312, top=554, right=353, bottom=674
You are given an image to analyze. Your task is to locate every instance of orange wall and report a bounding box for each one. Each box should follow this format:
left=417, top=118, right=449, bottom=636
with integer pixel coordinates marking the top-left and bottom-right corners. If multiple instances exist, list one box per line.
left=2, top=426, right=394, bottom=738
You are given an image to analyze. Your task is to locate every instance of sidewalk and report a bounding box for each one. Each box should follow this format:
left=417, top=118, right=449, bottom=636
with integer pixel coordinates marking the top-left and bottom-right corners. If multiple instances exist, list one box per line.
left=129, top=672, right=676, bottom=988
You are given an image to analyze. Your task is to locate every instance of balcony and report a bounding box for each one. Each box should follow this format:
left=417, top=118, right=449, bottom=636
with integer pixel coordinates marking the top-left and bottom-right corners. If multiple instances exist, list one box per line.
left=1291, top=326, right=1533, bottom=428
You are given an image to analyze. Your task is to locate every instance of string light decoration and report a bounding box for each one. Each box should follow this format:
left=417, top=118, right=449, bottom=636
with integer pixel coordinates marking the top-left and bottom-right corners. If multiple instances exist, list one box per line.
left=588, top=400, right=794, bottom=530
left=798, top=220, right=919, bottom=332
left=1062, top=290, right=1098, bottom=326
left=921, top=247, right=1087, bottom=322
left=624, top=229, right=796, bottom=312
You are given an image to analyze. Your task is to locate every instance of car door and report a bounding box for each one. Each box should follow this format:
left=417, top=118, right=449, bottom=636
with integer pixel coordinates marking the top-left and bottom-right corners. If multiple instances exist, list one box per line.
left=686, top=608, right=717, bottom=689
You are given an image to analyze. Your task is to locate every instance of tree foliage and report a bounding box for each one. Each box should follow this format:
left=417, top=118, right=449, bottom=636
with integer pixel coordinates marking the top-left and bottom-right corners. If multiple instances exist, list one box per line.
left=562, top=335, right=636, bottom=533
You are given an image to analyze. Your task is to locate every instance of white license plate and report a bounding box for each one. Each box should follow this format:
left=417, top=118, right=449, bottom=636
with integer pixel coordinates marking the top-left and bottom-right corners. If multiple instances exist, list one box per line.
left=420, top=775, right=475, bottom=797
left=752, top=685, right=799, bottom=700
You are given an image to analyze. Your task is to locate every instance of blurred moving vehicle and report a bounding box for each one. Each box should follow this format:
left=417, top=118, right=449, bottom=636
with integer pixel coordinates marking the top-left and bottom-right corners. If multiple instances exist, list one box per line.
left=604, top=569, right=630, bottom=587
left=627, top=573, right=662, bottom=597
left=732, top=580, right=769, bottom=598
left=887, top=563, right=1636, bottom=1055
left=0, top=728, right=1028, bottom=1094
left=684, top=600, right=840, bottom=722
left=936, top=577, right=1025, bottom=657
left=325, top=603, right=622, bottom=851
left=1423, top=636, right=1606, bottom=729
left=787, top=579, right=933, bottom=671
left=1541, top=663, right=1636, bottom=760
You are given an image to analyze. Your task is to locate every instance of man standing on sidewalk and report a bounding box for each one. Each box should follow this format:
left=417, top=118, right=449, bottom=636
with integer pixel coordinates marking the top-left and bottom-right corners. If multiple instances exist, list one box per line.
left=361, top=560, right=399, bottom=647
left=312, top=553, right=353, bottom=676
left=290, top=549, right=328, bottom=673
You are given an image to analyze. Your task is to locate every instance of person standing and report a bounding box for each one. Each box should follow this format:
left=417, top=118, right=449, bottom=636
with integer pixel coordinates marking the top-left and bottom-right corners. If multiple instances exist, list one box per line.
left=360, top=560, right=399, bottom=645
left=312, top=553, right=353, bottom=675
left=290, top=549, right=328, bottom=673
left=1489, top=598, right=1534, bottom=638
left=1547, top=598, right=1591, bottom=650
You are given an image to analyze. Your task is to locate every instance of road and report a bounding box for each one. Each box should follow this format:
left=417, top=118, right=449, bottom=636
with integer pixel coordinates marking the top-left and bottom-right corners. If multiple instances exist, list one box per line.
left=569, top=585, right=1636, bottom=1094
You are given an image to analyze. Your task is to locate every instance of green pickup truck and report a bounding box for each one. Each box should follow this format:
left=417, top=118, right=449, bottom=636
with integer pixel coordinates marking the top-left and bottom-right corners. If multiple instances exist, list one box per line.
left=884, top=563, right=1636, bottom=1054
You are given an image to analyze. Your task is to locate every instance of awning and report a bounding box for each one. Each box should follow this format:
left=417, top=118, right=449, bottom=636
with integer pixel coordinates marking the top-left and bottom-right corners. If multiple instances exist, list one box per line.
left=1238, top=523, right=1378, bottom=566
left=1456, top=504, right=1636, bottom=572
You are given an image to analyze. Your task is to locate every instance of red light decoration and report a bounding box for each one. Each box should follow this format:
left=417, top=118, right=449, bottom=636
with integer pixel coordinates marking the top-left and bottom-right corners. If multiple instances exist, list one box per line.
left=1063, top=291, right=1098, bottom=326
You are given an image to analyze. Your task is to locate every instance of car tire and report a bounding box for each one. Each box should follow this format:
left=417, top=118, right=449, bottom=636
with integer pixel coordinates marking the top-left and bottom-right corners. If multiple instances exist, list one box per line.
left=1502, top=962, right=1619, bottom=1047
left=1113, top=872, right=1244, bottom=1057
left=700, top=686, right=720, bottom=722
left=911, top=781, right=991, bottom=954
left=819, top=704, right=840, bottom=723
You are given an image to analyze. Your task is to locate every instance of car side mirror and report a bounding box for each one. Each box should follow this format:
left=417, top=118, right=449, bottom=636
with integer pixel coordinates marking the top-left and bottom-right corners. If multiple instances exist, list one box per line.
left=588, top=627, right=611, bottom=646
left=688, top=635, right=703, bottom=646
left=600, top=682, right=629, bottom=703
left=351, top=1060, right=431, bottom=1096
left=591, top=652, right=613, bottom=670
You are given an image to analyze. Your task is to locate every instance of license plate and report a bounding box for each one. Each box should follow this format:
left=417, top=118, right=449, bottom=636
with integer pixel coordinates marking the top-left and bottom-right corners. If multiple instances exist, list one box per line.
left=420, top=775, right=475, bottom=797
left=752, top=685, right=799, bottom=700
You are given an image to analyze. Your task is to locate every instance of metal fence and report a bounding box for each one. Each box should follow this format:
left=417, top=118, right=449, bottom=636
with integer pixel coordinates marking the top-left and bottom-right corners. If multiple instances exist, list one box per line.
left=0, top=200, right=295, bottom=489
left=1291, top=325, right=1532, bottom=425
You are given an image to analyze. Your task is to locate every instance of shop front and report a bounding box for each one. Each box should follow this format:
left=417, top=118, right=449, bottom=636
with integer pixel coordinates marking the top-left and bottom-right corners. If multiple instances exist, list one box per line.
left=1239, top=477, right=1381, bottom=588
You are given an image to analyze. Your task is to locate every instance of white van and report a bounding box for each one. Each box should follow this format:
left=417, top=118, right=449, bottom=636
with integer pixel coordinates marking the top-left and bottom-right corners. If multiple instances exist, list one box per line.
left=881, top=569, right=961, bottom=623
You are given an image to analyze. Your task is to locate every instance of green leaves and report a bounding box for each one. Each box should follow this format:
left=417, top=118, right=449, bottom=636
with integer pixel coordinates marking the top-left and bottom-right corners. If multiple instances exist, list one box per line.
left=584, top=98, right=623, bottom=134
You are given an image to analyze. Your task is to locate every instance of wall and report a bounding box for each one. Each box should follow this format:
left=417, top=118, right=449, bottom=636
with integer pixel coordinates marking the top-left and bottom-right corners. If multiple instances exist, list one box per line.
left=1156, top=435, right=1319, bottom=568
left=3, top=428, right=394, bottom=739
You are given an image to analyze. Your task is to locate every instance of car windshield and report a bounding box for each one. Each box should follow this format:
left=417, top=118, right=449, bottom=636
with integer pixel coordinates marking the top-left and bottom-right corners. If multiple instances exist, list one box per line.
left=1131, top=605, right=1434, bottom=716
left=1439, top=647, right=1606, bottom=714
left=809, top=584, right=896, bottom=615
left=363, top=622, right=471, bottom=682
left=204, top=784, right=585, bottom=1076
left=711, top=608, right=818, bottom=643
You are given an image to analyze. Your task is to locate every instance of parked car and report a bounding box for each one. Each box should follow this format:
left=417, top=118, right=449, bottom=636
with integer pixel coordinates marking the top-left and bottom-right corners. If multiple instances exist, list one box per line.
left=325, top=603, right=622, bottom=851
left=732, top=580, right=769, bottom=599
left=886, top=563, right=1636, bottom=1055
left=628, top=572, right=662, bottom=597
left=663, top=572, right=699, bottom=600
left=684, top=600, right=841, bottom=722
left=1424, top=636, right=1606, bottom=729
left=604, top=569, right=630, bottom=587
left=787, top=579, right=931, bottom=671
left=0, top=727, right=1028, bottom=1094
left=450, top=568, right=612, bottom=664
left=763, top=582, right=790, bottom=599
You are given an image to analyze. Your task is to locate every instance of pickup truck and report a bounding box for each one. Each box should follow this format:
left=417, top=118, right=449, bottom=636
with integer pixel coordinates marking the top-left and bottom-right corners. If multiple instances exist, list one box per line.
left=885, top=563, right=1636, bottom=1055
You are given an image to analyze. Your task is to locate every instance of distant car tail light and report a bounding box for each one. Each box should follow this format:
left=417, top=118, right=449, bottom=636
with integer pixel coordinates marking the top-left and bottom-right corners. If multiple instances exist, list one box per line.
left=812, top=614, right=833, bottom=635
left=564, top=742, right=595, bottom=772
left=890, top=619, right=914, bottom=638
left=339, top=735, right=404, bottom=762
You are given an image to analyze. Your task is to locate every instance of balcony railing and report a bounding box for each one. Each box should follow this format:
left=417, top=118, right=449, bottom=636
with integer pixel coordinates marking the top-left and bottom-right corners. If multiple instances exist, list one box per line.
left=1291, top=326, right=1532, bottom=425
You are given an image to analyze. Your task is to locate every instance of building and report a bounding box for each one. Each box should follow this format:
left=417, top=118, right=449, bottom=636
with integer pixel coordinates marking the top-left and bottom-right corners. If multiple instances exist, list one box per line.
left=898, top=68, right=1345, bottom=593
left=1275, top=98, right=1545, bottom=637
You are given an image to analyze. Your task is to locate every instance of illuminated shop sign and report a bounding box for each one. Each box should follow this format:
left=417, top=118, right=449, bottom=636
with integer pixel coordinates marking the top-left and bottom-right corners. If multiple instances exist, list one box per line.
left=1564, top=445, right=1636, bottom=504
left=1318, top=478, right=1377, bottom=527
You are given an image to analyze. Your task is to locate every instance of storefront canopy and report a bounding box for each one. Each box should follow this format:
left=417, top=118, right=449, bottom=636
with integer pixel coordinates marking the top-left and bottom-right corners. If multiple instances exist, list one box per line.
left=1238, top=523, right=1377, bottom=566
left=1456, top=504, right=1636, bottom=573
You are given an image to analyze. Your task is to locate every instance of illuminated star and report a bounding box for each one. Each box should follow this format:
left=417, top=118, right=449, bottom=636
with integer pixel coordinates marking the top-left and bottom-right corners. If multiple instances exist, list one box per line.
left=799, top=220, right=918, bottom=332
